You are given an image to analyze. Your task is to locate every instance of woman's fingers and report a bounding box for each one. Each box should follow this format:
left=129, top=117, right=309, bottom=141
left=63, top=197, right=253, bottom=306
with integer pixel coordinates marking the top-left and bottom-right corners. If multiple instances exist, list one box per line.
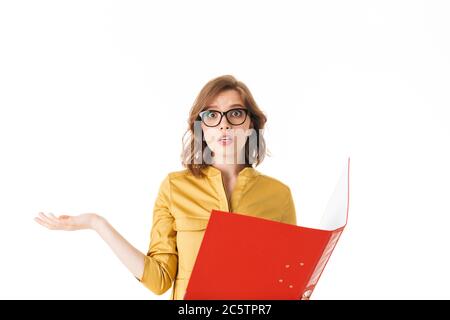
left=38, top=212, right=57, bottom=225
left=47, top=212, right=58, bottom=220
left=37, top=212, right=69, bottom=229
left=46, top=212, right=62, bottom=224
left=34, top=216, right=58, bottom=230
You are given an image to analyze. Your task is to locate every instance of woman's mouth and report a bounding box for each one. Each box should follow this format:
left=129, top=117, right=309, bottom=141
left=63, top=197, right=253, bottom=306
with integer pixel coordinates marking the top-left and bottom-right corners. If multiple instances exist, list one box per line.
left=218, top=135, right=233, bottom=146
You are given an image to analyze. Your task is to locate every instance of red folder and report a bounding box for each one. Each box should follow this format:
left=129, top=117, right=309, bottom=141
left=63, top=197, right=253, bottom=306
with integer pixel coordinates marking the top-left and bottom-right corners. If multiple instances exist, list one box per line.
left=184, top=158, right=350, bottom=300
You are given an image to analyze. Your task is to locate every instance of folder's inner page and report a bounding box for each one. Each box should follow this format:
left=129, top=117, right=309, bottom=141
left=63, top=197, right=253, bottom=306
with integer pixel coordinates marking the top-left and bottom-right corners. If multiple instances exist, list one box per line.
left=317, top=158, right=350, bottom=231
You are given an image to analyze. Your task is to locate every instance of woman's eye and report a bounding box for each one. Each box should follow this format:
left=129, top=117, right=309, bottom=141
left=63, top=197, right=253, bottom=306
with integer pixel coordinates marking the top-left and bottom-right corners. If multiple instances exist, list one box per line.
left=207, top=112, right=217, bottom=118
left=231, top=110, right=242, bottom=117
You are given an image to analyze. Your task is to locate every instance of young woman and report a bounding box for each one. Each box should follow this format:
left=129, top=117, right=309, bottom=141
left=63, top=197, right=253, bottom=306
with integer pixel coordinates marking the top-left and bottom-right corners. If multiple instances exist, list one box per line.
left=34, top=75, right=297, bottom=300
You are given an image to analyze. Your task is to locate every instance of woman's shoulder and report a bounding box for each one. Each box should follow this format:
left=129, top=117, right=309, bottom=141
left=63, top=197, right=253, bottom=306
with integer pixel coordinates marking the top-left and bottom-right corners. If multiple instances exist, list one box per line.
left=155, top=169, right=192, bottom=193
left=161, top=168, right=192, bottom=182
left=255, top=170, right=292, bottom=193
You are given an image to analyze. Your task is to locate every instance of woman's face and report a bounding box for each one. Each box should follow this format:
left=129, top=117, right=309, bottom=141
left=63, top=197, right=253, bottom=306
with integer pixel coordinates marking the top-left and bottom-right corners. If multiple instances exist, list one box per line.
left=200, top=89, right=253, bottom=164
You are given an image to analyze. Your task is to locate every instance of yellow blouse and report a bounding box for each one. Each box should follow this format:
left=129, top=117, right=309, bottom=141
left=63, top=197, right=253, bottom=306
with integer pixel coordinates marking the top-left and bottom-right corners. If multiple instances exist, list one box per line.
left=137, top=165, right=297, bottom=300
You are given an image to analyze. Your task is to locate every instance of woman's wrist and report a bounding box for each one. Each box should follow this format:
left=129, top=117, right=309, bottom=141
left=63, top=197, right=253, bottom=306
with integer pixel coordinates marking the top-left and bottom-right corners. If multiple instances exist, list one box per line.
left=90, top=214, right=106, bottom=232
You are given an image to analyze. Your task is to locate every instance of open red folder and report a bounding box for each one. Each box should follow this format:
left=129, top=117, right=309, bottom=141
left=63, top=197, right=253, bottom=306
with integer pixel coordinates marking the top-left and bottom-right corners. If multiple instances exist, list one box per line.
left=184, top=158, right=350, bottom=300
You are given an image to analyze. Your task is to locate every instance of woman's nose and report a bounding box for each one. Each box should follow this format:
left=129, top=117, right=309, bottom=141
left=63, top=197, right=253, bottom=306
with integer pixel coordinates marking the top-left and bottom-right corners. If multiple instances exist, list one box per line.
left=219, top=114, right=232, bottom=129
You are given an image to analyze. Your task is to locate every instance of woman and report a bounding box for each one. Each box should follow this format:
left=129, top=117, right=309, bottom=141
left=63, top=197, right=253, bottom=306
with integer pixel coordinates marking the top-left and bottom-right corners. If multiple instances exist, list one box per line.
left=34, top=75, right=297, bottom=300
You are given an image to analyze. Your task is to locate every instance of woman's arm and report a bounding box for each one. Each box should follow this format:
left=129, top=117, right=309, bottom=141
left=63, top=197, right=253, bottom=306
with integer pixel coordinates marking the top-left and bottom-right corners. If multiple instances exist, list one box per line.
left=34, top=212, right=145, bottom=280
left=35, top=174, right=178, bottom=295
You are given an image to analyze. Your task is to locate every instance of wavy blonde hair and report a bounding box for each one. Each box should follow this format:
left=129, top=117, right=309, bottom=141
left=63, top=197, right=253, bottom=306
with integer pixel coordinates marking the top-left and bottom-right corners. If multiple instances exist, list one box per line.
left=181, top=75, right=268, bottom=178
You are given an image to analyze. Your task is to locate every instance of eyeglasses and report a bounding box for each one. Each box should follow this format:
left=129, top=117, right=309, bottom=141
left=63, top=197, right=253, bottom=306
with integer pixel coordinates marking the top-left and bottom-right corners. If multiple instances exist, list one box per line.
left=198, top=108, right=249, bottom=127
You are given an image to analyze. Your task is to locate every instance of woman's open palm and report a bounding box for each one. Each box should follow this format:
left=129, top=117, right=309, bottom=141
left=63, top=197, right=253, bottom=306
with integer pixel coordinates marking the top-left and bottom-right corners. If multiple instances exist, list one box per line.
left=34, top=212, right=96, bottom=231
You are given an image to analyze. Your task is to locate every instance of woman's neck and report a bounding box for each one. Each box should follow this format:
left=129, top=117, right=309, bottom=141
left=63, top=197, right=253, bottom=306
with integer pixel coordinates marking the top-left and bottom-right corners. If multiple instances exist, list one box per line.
left=212, top=162, right=247, bottom=180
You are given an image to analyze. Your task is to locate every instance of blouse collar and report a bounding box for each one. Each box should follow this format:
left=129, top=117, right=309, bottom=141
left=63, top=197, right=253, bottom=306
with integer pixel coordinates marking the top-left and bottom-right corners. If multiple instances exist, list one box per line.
left=202, top=165, right=260, bottom=178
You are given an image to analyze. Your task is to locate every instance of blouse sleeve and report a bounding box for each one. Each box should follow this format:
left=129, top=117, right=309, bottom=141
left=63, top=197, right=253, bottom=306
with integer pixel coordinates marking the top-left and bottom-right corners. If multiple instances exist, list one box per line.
left=280, top=186, right=297, bottom=226
left=136, top=174, right=178, bottom=295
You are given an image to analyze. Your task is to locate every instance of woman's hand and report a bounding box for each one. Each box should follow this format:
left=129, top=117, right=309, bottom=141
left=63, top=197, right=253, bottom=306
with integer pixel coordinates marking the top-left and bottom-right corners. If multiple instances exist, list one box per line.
left=35, top=211, right=146, bottom=281
left=34, top=212, right=101, bottom=231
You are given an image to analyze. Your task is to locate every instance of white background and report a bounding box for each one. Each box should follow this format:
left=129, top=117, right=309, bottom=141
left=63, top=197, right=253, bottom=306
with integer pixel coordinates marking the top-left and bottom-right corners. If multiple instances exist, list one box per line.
left=1, top=0, right=449, bottom=299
